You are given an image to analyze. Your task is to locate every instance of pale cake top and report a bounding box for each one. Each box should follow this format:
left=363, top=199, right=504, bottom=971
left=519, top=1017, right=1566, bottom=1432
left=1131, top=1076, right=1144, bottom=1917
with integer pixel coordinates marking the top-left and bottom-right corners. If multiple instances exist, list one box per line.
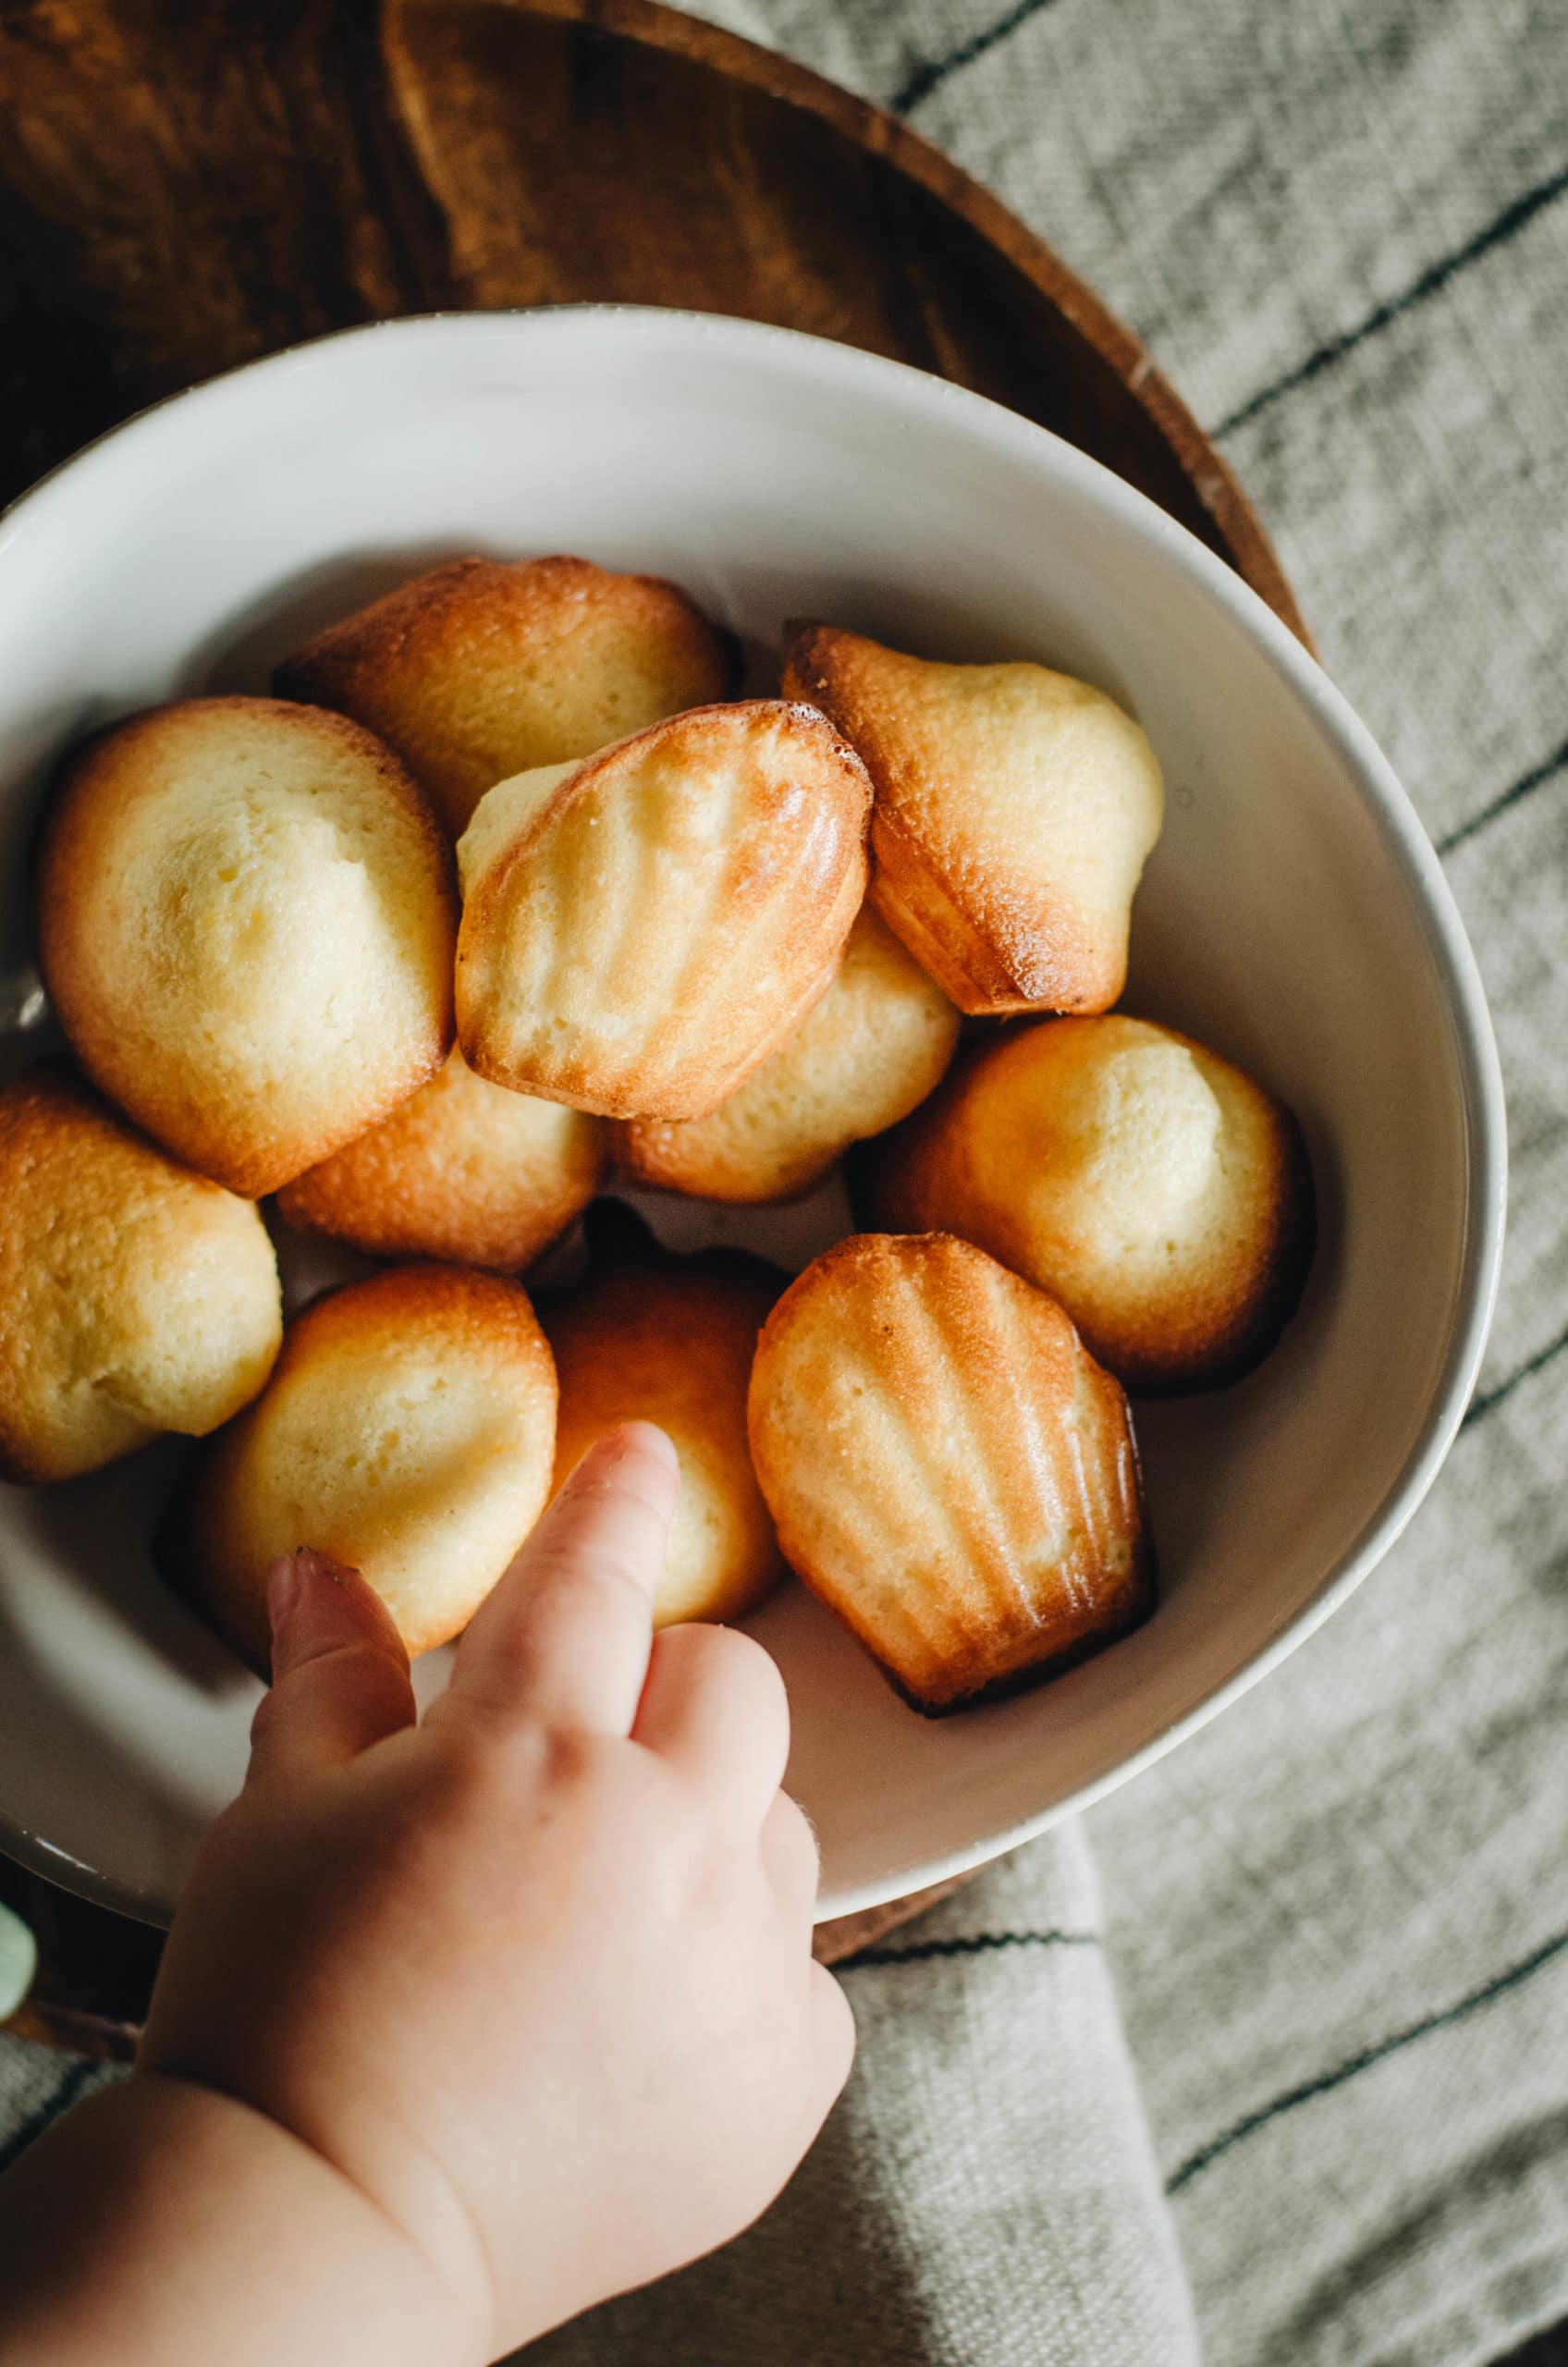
left=860, top=1015, right=1313, bottom=1392
left=0, top=1068, right=282, bottom=1483
left=615, top=902, right=960, bottom=1202
left=39, top=696, right=457, bottom=1196
left=277, top=1046, right=607, bottom=1272
left=178, top=1264, right=557, bottom=1666
left=275, top=554, right=739, bottom=836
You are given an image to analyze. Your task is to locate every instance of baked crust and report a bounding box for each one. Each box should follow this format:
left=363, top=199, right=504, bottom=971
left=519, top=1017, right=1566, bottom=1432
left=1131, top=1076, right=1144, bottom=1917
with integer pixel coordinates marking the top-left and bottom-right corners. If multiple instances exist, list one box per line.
left=276, top=1047, right=608, bottom=1271
left=747, top=1231, right=1154, bottom=1711
left=613, top=903, right=960, bottom=1202
left=38, top=695, right=457, bottom=1197
left=455, top=702, right=872, bottom=1121
left=781, top=623, right=1164, bottom=1017
left=540, top=1205, right=786, bottom=1627
left=853, top=1014, right=1314, bottom=1392
left=171, top=1264, right=557, bottom=1668
left=0, top=1066, right=281, bottom=1484
left=275, top=554, right=740, bottom=837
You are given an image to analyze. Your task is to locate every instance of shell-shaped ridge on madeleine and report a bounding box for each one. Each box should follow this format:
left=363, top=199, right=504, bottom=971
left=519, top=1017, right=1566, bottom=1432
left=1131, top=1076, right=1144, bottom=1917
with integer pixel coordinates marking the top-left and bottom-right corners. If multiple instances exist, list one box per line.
left=37, top=696, right=458, bottom=1197
left=747, top=1231, right=1155, bottom=1711
left=781, top=622, right=1164, bottom=1017
left=455, top=701, right=872, bottom=1122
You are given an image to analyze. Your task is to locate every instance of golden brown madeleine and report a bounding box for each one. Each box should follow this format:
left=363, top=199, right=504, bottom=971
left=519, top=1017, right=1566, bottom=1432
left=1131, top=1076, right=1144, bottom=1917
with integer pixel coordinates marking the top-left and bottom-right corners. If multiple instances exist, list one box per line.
left=456, top=702, right=872, bottom=1122
left=748, top=1232, right=1154, bottom=1712
left=540, top=1205, right=785, bottom=1627
left=274, top=555, right=739, bottom=837
left=613, top=904, right=961, bottom=1203
left=782, top=623, right=1164, bottom=1016
left=0, top=1068, right=281, bottom=1484
left=38, top=697, right=457, bottom=1197
left=172, top=1265, right=557, bottom=1668
left=276, top=1046, right=608, bottom=1271
left=857, top=1015, right=1314, bottom=1393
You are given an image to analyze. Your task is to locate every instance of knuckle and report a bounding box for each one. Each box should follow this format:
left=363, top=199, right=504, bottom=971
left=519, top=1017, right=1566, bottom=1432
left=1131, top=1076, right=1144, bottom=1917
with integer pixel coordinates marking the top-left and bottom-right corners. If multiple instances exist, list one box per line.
left=248, top=1686, right=285, bottom=1748
left=542, top=1721, right=621, bottom=1798
left=559, top=1458, right=669, bottom=1519
left=680, top=1620, right=787, bottom=1703
left=415, top=1730, right=510, bottom=1828
left=775, top=1791, right=819, bottom=1859
left=739, top=1631, right=789, bottom=1708
left=250, top=1637, right=407, bottom=1746
left=766, top=1800, right=821, bottom=1895
left=280, top=1633, right=383, bottom=1687
left=815, top=1967, right=858, bottom=2065
left=529, top=1544, right=650, bottom=1618
left=834, top=1997, right=858, bottom=2067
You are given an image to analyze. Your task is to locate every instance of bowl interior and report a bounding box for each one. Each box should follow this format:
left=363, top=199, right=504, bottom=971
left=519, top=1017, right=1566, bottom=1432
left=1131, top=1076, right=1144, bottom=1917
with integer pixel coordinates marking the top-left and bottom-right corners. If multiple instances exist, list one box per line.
left=0, top=310, right=1497, bottom=1920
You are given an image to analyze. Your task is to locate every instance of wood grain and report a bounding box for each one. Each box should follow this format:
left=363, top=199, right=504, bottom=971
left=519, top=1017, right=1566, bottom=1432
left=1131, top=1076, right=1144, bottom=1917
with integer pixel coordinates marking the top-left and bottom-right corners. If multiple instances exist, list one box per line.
left=0, top=0, right=1307, bottom=2055
left=0, top=0, right=1305, bottom=637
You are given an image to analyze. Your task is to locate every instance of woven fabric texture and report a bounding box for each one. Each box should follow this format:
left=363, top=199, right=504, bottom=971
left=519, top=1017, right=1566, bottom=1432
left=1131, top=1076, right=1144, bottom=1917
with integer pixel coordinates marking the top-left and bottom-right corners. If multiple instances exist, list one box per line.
left=5, top=5, right=1565, bottom=2361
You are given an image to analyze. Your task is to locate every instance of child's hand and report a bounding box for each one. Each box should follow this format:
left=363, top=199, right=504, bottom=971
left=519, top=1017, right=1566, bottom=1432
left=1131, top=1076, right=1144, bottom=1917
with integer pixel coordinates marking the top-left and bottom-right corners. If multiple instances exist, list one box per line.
left=21, top=1422, right=851, bottom=2366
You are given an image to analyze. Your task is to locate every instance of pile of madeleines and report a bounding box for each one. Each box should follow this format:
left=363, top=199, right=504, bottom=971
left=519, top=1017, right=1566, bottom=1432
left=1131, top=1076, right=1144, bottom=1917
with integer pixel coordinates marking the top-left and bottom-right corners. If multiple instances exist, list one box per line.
left=0, top=553, right=1313, bottom=1715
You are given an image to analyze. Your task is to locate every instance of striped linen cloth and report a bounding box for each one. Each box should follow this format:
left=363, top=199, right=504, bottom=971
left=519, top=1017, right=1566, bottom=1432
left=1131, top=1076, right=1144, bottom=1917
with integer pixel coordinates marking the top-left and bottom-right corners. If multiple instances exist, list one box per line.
left=5, top=2, right=1566, bottom=2361
left=679, top=4, right=1568, bottom=2361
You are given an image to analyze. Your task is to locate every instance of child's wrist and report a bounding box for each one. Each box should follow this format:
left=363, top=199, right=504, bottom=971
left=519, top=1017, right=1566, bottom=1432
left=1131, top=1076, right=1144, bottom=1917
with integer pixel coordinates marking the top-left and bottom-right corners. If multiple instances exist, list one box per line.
left=146, top=2064, right=495, bottom=2338
left=127, top=2070, right=497, bottom=2363
left=0, top=2069, right=494, bottom=2367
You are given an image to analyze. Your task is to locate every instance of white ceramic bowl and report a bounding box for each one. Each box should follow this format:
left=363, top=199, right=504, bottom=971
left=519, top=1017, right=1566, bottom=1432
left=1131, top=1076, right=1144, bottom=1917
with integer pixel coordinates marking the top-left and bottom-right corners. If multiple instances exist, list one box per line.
left=0, top=309, right=1504, bottom=1924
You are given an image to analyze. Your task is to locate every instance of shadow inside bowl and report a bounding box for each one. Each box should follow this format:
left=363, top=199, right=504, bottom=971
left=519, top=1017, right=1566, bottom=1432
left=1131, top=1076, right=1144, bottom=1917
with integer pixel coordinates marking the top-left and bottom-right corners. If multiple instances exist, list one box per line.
left=18, top=1443, right=250, bottom=1700
left=179, top=542, right=540, bottom=698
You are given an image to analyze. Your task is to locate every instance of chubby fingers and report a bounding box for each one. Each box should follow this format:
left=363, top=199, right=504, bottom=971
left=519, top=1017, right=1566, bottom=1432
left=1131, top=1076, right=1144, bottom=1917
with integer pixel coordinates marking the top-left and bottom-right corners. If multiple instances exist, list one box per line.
left=806, top=1961, right=857, bottom=2124
left=632, top=1622, right=791, bottom=1826
left=760, top=1789, right=821, bottom=1912
left=247, top=1550, right=416, bottom=1784
left=440, top=1422, right=680, bottom=1737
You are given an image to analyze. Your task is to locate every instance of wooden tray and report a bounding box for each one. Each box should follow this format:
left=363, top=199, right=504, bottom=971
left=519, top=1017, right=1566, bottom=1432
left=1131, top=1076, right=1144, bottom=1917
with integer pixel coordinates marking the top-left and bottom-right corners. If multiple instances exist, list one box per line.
left=0, top=0, right=1305, bottom=2058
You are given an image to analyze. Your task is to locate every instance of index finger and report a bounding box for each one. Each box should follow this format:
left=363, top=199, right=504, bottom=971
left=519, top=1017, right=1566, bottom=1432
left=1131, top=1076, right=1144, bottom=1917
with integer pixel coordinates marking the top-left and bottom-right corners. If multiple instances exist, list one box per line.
left=437, top=1422, right=679, bottom=1738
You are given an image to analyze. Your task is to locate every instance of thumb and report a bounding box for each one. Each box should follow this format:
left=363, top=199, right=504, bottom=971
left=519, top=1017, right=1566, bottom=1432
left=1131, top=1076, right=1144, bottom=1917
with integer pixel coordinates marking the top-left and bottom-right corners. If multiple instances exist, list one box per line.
left=246, top=1549, right=416, bottom=1785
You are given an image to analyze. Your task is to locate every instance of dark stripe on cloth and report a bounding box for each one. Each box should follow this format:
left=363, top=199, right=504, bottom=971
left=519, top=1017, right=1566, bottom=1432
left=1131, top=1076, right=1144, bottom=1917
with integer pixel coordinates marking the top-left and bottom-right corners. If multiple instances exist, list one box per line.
left=839, top=1928, right=1099, bottom=1969
left=0, top=2057, right=100, bottom=2176
left=1167, top=1921, right=1568, bottom=2194
left=1463, top=1324, right=1568, bottom=1430
left=893, top=0, right=1064, bottom=115
left=1438, top=737, right=1568, bottom=857
left=1215, top=159, right=1568, bottom=440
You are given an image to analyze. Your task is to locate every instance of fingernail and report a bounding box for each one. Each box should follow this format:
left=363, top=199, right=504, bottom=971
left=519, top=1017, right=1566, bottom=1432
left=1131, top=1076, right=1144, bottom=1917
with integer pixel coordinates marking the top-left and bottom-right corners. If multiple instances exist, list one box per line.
left=266, top=1553, right=303, bottom=1633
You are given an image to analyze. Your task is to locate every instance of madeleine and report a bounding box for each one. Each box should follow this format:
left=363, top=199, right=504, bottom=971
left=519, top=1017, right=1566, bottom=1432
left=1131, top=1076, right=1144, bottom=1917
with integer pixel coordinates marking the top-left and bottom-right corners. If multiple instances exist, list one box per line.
left=38, top=697, right=456, bottom=1196
left=455, top=702, right=871, bottom=1122
left=541, top=1206, right=785, bottom=1628
left=614, top=904, right=960, bottom=1202
left=782, top=623, right=1163, bottom=1017
left=857, top=1015, right=1313, bottom=1392
left=748, top=1232, right=1153, bottom=1711
left=275, top=554, right=738, bottom=836
left=0, top=1069, right=281, bottom=1484
left=172, top=1266, right=557, bottom=1667
left=277, top=1047, right=607, bottom=1271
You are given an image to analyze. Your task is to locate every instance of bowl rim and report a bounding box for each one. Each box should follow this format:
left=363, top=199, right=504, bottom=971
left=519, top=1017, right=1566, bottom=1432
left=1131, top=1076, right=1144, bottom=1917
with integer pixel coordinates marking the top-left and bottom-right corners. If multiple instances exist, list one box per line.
left=0, top=304, right=1507, bottom=1928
